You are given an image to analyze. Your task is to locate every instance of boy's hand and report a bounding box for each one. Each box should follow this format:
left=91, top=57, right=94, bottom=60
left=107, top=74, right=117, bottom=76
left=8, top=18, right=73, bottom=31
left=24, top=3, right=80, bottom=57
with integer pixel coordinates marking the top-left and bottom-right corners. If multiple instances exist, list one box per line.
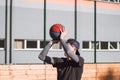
left=49, top=40, right=59, bottom=45
left=60, top=28, right=67, bottom=40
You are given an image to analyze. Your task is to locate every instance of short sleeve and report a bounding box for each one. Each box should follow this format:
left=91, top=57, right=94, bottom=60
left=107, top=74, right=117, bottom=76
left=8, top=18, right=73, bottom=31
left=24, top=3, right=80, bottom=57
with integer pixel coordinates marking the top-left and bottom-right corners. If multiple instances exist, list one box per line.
left=78, top=56, right=84, bottom=66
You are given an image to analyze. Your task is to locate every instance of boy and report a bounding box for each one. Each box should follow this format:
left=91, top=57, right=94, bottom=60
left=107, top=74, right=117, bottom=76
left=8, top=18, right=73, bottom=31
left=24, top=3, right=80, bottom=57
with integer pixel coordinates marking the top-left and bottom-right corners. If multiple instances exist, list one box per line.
left=38, top=29, right=84, bottom=80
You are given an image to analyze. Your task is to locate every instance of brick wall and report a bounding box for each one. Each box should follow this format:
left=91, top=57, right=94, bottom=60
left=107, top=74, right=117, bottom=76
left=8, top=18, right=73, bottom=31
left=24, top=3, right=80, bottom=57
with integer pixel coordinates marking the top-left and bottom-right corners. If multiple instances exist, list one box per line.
left=0, top=64, right=120, bottom=80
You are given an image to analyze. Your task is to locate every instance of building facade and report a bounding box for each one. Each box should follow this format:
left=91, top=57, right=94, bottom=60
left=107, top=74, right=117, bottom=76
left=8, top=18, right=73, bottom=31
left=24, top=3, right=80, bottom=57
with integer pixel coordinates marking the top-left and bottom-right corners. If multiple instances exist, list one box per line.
left=0, top=0, right=120, bottom=64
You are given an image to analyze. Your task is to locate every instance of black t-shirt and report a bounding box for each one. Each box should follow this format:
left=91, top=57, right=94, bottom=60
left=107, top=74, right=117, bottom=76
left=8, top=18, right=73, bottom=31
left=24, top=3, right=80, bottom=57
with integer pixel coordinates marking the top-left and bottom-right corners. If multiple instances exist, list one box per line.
left=52, top=56, right=84, bottom=80
left=38, top=40, right=84, bottom=80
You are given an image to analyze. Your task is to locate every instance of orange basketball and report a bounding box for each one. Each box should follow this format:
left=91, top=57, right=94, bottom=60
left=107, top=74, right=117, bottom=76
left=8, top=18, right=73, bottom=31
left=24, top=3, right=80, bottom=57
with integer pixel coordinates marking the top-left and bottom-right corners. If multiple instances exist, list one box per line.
left=49, top=23, right=64, bottom=40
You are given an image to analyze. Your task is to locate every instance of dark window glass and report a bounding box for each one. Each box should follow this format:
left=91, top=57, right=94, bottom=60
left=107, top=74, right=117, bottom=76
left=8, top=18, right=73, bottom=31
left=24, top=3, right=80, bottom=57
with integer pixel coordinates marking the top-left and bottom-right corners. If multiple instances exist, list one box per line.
left=110, top=42, right=117, bottom=49
left=101, top=42, right=108, bottom=49
left=27, top=41, right=37, bottom=48
left=82, top=41, right=89, bottom=49
left=0, top=40, right=4, bottom=48
left=40, top=41, right=49, bottom=48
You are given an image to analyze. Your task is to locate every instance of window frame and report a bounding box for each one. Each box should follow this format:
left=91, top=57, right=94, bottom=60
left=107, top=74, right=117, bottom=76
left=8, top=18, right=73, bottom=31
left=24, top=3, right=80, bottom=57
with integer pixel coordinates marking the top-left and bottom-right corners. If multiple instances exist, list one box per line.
left=82, top=41, right=120, bottom=51
left=14, top=39, right=63, bottom=50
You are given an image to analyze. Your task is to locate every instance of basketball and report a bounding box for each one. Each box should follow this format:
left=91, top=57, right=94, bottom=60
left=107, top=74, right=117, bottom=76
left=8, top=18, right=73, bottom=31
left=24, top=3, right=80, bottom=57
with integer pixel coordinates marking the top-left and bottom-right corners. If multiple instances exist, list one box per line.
left=49, top=23, right=64, bottom=40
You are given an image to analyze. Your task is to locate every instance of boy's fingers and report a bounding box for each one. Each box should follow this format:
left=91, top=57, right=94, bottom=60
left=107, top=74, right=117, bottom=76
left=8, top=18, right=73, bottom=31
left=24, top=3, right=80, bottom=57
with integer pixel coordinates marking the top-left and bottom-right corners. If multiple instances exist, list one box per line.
left=60, top=29, right=63, bottom=32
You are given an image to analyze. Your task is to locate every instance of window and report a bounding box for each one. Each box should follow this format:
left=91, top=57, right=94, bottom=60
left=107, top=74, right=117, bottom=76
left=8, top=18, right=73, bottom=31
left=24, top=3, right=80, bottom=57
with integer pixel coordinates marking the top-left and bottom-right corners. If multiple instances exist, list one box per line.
left=15, top=40, right=24, bottom=49
left=82, top=41, right=100, bottom=50
left=110, top=42, right=117, bottom=49
left=40, top=41, right=49, bottom=48
left=101, top=42, right=108, bottom=49
left=91, top=41, right=99, bottom=49
left=27, top=40, right=37, bottom=48
left=14, top=39, right=63, bottom=50
left=99, top=0, right=120, bottom=3
left=40, top=41, right=62, bottom=49
left=0, top=39, right=4, bottom=49
left=82, top=41, right=120, bottom=50
left=110, top=0, right=119, bottom=2
left=82, top=41, right=89, bottom=49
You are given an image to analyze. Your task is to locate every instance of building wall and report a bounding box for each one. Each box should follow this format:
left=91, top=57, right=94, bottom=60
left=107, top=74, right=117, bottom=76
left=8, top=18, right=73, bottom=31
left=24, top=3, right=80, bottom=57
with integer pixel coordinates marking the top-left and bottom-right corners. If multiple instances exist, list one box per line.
left=0, top=0, right=120, bottom=64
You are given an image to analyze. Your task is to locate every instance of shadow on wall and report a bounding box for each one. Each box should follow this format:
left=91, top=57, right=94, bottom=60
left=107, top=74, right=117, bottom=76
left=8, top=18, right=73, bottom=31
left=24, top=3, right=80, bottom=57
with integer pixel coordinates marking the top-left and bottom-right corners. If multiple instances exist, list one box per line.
left=99, top=68, right=118, bottom=80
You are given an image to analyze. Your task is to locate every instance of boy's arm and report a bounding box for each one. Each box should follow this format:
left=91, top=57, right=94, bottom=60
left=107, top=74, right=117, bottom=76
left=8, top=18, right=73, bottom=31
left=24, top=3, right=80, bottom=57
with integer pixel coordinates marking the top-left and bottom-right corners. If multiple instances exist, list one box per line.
left=60, top=39, right=79, bottom=63
left=38, top=41, right=54, bottom=64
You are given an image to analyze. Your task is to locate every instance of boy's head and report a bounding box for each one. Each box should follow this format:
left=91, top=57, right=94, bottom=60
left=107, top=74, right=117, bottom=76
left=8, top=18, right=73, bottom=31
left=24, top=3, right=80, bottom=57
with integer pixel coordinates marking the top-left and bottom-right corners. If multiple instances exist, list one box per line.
left=66, top=38, right=80, bottom=56
left=67, top=38, right=80, bottom=50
